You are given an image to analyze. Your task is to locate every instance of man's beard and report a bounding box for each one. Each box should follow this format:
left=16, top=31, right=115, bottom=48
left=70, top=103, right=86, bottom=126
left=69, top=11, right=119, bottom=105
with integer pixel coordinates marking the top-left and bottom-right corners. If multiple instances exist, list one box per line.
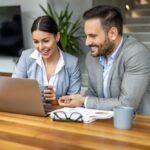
left=89, top=37, right=115, bottom=57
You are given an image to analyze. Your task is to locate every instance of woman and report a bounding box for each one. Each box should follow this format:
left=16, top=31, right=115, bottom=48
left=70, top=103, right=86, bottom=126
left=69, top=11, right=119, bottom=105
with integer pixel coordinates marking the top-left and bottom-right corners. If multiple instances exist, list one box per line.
left=12, top=16, right=81, bottom=103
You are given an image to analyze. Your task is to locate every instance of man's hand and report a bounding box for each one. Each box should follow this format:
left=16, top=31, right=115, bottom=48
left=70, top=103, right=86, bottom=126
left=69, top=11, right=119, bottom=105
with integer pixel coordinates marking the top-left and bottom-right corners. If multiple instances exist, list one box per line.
left=58, top=94, right=85, bottom=107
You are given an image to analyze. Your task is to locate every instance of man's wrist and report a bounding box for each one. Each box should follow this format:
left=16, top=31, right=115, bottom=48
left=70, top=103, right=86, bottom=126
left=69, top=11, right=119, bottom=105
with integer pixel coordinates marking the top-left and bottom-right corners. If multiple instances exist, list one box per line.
left=79, top=96, right=88, bottom=107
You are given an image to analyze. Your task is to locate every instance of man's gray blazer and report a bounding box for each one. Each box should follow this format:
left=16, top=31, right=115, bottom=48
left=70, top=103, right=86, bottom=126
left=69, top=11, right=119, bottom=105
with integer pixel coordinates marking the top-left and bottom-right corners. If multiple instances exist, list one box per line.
left=85, top=36, right=150, bottom=115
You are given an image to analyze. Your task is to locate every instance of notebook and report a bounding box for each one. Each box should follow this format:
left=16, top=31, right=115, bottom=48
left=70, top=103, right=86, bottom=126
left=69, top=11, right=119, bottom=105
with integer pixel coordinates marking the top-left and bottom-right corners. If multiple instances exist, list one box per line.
left=0, top=76, right=53, bottom=116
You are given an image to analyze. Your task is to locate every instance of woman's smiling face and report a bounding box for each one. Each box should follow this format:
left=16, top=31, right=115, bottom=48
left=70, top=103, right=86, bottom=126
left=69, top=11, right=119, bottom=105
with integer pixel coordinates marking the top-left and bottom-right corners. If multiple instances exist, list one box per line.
left=32, top=30, right=60, bottom=59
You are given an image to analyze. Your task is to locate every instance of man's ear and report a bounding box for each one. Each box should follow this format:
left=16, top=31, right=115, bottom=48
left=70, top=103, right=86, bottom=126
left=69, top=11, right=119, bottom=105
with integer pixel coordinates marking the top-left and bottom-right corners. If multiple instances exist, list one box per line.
left=108, top=27, right=118, bottom=41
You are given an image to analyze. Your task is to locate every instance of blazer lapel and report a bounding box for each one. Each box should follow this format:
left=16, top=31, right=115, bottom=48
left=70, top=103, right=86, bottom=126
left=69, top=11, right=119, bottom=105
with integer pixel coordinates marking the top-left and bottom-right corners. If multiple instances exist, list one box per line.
left=95, top=57, right=103, bottom=97
left=106, top=36, right=126, bottom=97
left=107, top=63, right=115, bottom=97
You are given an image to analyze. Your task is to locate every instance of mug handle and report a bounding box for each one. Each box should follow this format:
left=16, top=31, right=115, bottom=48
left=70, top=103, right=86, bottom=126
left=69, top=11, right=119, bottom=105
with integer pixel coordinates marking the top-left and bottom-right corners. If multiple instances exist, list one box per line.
left=133, top=110, right=137, bottom=121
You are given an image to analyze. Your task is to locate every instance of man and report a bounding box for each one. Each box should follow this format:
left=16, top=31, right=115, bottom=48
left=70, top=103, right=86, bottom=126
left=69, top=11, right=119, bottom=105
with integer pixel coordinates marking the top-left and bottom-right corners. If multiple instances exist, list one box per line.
left=58, top=5, right=150, bottom=115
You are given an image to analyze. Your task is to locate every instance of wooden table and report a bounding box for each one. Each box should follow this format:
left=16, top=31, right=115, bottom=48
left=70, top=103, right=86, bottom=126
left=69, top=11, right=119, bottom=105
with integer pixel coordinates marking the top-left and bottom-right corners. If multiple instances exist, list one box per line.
left=0, top=112, right=149, bottom=150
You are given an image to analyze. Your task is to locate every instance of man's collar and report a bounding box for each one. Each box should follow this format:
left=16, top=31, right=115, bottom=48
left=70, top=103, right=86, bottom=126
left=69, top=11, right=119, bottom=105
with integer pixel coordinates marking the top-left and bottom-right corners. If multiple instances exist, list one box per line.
left=110, top=36, right=124, bottom=60
left=99, top=36, right=124, bottom=65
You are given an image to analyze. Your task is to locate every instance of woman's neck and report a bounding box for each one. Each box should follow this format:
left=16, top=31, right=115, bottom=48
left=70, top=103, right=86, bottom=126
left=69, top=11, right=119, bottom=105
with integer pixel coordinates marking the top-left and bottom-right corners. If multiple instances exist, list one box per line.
left=43, top=48, right=60, bottom=65
left=42, top=48, right=60, bottom=81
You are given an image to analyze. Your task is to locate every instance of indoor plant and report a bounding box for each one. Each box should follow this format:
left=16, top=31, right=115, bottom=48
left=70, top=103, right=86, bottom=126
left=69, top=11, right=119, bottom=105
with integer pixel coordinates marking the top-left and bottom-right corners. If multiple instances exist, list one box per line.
left=39, top=3, right=84, bottom=56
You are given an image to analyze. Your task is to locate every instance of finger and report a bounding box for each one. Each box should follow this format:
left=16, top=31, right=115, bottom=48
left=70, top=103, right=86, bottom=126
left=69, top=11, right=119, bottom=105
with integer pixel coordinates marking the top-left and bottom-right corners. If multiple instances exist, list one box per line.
left=61, top=96, right=72, bottom=101
left=58, top=101, right=64, bottom=106
left=45, top=94, right=56, bottom=100
left=44, top=92, right=56, bottom=98
left=58, top=98, right=64, bottom=103
left=64, top=99, right=72, bottom=104
left=58, top=98, right=68, bottom=104
left=59, top=102, right=75, bottom=108
left=58, top=102, right=70, bottom=107
left=58, top=97, right=67, bottom=102
left=44, top=93, right=55, bottom=96
left=44, top=89, right=54, bottom=94
left=45, top=96, right=56, bottom=101
left=45, top=97, right=56, bottom=101
left=58, top=98, right=65, bottom=104
left=47, top=85, right=53, bottom=90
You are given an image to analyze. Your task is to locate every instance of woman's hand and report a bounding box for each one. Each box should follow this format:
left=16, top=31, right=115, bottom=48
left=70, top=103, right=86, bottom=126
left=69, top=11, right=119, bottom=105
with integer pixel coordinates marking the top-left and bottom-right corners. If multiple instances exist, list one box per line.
left=43, top=85, right=57, bottom=103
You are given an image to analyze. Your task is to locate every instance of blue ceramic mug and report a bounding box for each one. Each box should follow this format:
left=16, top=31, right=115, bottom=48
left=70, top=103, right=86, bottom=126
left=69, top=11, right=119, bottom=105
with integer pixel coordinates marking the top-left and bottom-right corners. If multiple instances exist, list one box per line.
left=113, top=106, right=136, bottom=129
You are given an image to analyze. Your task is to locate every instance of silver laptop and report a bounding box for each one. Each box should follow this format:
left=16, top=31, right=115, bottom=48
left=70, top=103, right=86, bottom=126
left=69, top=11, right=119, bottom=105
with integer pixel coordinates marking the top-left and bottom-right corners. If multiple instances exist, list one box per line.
left=0, top=76, right=53, bottom=116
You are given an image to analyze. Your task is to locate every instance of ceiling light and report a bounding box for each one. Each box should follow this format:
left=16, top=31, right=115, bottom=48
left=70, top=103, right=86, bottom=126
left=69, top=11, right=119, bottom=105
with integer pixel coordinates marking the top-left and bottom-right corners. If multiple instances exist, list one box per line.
left=125, top=5, right=130, bottom=11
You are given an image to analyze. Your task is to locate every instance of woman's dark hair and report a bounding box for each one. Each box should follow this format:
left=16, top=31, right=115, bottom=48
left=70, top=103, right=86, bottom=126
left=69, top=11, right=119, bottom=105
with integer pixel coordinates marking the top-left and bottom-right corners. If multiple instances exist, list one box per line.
left=31, top=16, right=63, bottom=49
left=83, top=5, right=123, bottom=35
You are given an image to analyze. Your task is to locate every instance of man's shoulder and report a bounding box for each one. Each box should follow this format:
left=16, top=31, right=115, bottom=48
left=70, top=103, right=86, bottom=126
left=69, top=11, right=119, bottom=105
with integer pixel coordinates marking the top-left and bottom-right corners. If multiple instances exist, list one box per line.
left=120, top=36, right=150, bottom=63
left=123, top=36, right=149, bottom=53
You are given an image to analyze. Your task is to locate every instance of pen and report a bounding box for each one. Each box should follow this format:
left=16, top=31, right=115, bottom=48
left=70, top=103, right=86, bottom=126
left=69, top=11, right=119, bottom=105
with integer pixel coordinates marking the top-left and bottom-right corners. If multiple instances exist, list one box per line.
left=95, top=112, right=109, bottom=114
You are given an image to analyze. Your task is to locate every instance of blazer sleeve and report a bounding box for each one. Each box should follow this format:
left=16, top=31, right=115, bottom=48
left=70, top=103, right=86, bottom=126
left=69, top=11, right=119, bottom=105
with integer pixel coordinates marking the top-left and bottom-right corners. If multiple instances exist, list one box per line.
left=85, top=45, right=150, bottom=111
left=12, top=50, right=28, bottom=78
left=66, top=58, right=81, bottom=94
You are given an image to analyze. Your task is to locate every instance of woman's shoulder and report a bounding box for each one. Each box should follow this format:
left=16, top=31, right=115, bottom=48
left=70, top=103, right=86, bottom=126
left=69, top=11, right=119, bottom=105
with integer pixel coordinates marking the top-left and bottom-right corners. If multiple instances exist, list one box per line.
left=61, top=51, right=79, bottom=71
left=61, top=51, right=78, bottom=62
left=19, top=49, right=36, bottom=65
left=21, top=48, right=35, bottom=56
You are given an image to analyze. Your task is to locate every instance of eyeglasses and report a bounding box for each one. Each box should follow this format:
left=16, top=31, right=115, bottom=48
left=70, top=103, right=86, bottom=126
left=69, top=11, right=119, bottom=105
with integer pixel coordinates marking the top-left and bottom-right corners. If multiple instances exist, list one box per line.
left=53, top=111, right=83, bottom=122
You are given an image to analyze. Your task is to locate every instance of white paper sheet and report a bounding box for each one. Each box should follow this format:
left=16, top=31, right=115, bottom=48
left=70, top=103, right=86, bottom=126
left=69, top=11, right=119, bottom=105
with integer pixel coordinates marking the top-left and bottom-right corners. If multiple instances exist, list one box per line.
left=50, top=107, right=113, bottom=123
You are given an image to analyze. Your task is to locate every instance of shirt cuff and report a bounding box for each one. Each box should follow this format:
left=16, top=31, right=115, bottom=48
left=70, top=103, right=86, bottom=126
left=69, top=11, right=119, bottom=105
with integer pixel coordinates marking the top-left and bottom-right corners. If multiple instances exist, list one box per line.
left=84, top=96, right=88, bottom=108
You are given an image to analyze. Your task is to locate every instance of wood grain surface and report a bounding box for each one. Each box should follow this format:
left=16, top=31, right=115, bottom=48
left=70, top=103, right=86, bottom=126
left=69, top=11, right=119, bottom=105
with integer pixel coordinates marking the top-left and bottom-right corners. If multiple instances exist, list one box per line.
left=0, top=112, right=149, bottom=150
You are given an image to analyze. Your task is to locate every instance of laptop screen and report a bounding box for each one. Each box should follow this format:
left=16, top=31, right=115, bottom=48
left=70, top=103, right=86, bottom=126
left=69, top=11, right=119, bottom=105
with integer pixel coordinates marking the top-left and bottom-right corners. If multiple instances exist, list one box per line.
left=0, top=76, right=50, bottom=116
